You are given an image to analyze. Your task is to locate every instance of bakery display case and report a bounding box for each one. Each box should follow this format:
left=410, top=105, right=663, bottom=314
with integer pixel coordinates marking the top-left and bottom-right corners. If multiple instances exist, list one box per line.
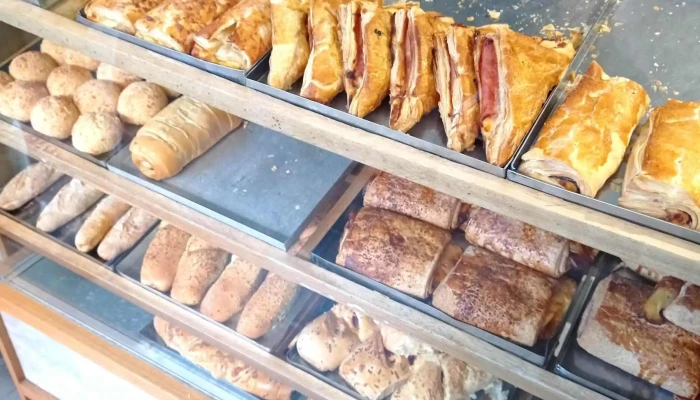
left=0, top=0, right=698, bottom=399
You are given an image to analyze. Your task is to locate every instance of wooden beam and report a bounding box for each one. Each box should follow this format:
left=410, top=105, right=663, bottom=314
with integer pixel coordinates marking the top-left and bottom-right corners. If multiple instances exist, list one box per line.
left=18, top=381, right=57, bottom=400
left=0, top=314, right=28, bottom=400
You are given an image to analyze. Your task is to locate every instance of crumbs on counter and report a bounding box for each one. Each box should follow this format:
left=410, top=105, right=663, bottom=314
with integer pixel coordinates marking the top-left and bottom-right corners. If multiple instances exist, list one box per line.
left=466, top=16, right=475, bottom=22
left=598, top=23, right=611, bottom=33
left=271, top=165, right=277, bottom=172
left=487, top=9, right=501, bottom=20
left=651, top=80, right=668, bottom=93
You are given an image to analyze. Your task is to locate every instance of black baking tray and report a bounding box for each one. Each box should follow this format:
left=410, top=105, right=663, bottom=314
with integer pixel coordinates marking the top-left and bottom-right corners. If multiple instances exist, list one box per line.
left=116, top=227, right=323, bottom=354
left=508, top=0, right=700, bottom=246
left=76, top=9, right=268, bottom=85
left=310, top=194, right=599, bottom=366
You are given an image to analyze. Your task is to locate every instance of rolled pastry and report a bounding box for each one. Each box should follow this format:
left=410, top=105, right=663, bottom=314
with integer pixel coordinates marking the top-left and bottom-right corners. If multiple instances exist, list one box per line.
left=267, top=0, right=309, bottom=89
left=75, top=196, right=132, bottom=252
left=519, top=62, right=650, bottom=197
left=475, top=24, right=574, bottom=166
left=140, top=222, right=191, bottom=292
left=85, top=0, right=164, bottom=35
left=331, top=303, right=378, bottom=341
left=664, top=282, right=700, bottom=336
left=295, top=306, right=360, bottom=371
left=619, top=99, right=700, bottom=229
left=200, top=257, right=265, bottom=322
left=97, top=207, right=159, bottom=261
left=170, top=236, right=229, bottom=306
left=36, top=179, right=104, bottom=232
left=0, top=163, right=62, bottom=211
left=236, top=273, right=299, bottom=339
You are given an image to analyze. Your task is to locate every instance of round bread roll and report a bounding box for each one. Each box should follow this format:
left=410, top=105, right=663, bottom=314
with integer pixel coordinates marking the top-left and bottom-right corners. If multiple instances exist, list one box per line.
left=96, top=64, right=142, bottom=87
left=0, top=72, right=13, bottom=90
left=73, top=80, right=122, bottom=114
left=30, top=96, right=80, bottom=139
left=9, top=51, right=57, bottom=82
left=72, top=112, right=124, bottom=155
left=63, top=48, right=101, bottom=71
left=0, top=81, right=48, bottom=122
left=40, top=40, right=67, bottom=64
left=46, top=65, right=93, bottom=97
left=117, top=82, right=167, bottom=125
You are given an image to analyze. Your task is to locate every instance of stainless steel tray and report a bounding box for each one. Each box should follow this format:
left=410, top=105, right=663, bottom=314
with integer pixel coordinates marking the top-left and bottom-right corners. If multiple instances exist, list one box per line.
left=310, top=195, right=599, bottom=366
left=76, top=9, right=268, bottom=85
left=508, top=0, right=700, bottom=245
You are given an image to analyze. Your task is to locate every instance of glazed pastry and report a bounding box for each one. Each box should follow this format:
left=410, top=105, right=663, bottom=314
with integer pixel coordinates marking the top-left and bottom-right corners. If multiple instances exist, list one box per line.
left=192, top=0, right=272, bottom=70
left=0, top=163, right=62, bottom=211
left=75, top=196, right=132, bottom=252
left=85, top=0, right=164, bottom=35
left=236, top=274, right=299, bottom=339
left=391, top=354, right=443, bottom=400
left=140, top=222, right=191, bottom=292
left=97, top=207, right=159, bottom=261
left=520, top=62, right=649, bottom=197
left=36, top=179, right=104, bottom=232
left=267, top=0, right=309, bottom=89
left=200, top=257, right=264, bottom=322
left=664, top=282, right=700, bottom=336
left=475, top=24, right=574, bottom=166
left=619, top=100, right=700, bottom=229
left=434, top=23, right=479, bottom=152
left=170, top=237, right=229, bottom=306
left=295, top=307, right=360, bottom=371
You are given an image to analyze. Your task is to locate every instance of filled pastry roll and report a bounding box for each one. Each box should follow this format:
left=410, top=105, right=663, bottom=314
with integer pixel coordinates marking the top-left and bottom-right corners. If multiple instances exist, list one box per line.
left=267, top=0, right=310, bottom=90
left=475, top=24, right=574, bottom=166
left=192, top=0, right=272, bottom=70
left=434, top=23, right=479, bottom=152
left=519, top=62, right=650, bottom=197
left=619, top=100, right=700, bottom=229
left=85, top=0, right=163, bottom=35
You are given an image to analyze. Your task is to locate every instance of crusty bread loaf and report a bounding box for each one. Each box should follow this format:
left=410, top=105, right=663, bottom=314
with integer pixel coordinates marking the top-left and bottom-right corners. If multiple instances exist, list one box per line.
left=140, top=222, right=191, bottom=292
left=0, top=81, right=49, bottom=122
left=236, top=274, right=299, bottom=339
left=97, top=207, right=159, bottom=261
left=117, top=81, right=168, bottom=125
left=170, top=237, right=229, bottom=306
left=200, top=257, right=264, bottom=322
left=9, top=51, right=57, bottom=82
left=75, top=196, right=131, bottom=252
left=46, top=65, right=93, bottom=97
left=295, top=308, right=360, bottom=372
left=36, top=179, right=104, bottom=232
left=0, top=163, right=63, bottom=211
left=30, top=96, right=80, bottom=139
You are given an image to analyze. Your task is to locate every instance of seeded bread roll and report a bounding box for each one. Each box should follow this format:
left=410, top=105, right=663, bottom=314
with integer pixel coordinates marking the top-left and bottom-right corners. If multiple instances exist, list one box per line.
left=236, top=274, right=299, bottom=339
left=75, top=196, right=132, bottom=252
left=40, top=40, right=67, bottom=64
left=200, top=258, right=265, bottom=322
left=9, top=51, right=57, bottom=82
left=96, top=63, right=142, bottom=87
left=0, top=72, right=13, bottom=90
left=117, top=82, right=168, bottom=125
left=72, top=112, right=124, bottom=155
left=97, top=207, right=159, bottom=261
left=0, top=163, right=63, bottom=211
left=140, top=222, right=191, bottom=292
left=73, top=79, right=122, bottom=114
left=36, top=178, right=104, bottom=232
left=63, top=48, right=101, bottom=71
left=46, top=65, right=93, bottom=97
left=0, top=81, right=49, bottom=122
left=171, top=237, right=229, bottom=306
left=30, top=96, right=80, bottom=139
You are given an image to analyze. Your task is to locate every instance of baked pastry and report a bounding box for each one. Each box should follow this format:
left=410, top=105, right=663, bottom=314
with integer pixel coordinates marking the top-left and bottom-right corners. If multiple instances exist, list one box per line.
left=140, top=222, right=191, bottom=292
left=267, top=0, right=309, bottom=89
left=439, top=353, right=496, bottom=399
left=363, top=172, right=462, bottom=230
left=236, top=273, right=299, bottom=339
left=156, top=84, right=180, bottom=98
left=0, top=81, right=49, bottom=122
left=538, top=277, right=577, bottom=340
left=72, top=112, right=124, bottom=155
left=391, top=354, right=442, bottom=400
left=63, top=48, right=101, bottom=71
left=192, top=0, right=272, bottom=70
left=0, top=72, right=13, bottom=90
left=117, top=81, right=168, bottom=125
left=36, top=179, right=104, bottom=232
left=30, top=96, right=80, bottom=139
left=619, top=100, right=700, bottom=229
left=379, top=324, right=433, bottom=356
left=96, top=63, right=143, bottom=87
left=75, top=196, right=131, bottom=252
left=0, top=163, right=63, bottom=211
left=9, top=51, right=57, bottom=83
left=46, top=65, right=93, bottom=97
left=519, top=62, right=649, bottom=197
left=130, top=96, right=242, bottom=180
left=430, top=243, right=462, bottom=293
left=73, top=79, right=122, bottom=114
left=578, top=273, right=700, bottom=398
left=299, top=0, right=344, bottom=103
left=40, top=40, right=67, bottom=64
left=85, top=0, right=164, bottom=35
left=432, top=246, right=559, bottom=346
left=200, top=257, right=264, bottom=322
left=336, top=207, right=451, bottom=299
left=171, top=237, right=228, bottom=305
left=664, top=282, right=700, bottom=336
left=331, top=303, right=378, bottom=341
left=295, top=306, right=360, bottom=371
left=97, top=207, right=159, bottom=260
left=434, top=23, right=479, bottom=152
left=475, top=24, right=574, bottom=166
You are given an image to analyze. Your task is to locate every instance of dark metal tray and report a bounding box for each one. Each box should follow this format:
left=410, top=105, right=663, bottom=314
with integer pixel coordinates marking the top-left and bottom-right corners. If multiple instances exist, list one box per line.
left=310, top=195, right=599, bottom=366
left=76, top=9, right=269, bottom=85
left=508, top=0, right=700, bottom=245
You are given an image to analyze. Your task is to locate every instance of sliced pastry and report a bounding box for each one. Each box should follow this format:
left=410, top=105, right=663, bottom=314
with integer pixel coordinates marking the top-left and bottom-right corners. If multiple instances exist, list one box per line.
left=267, top=0, right=310, bottom=89
left=85, top=0, right=163, bottom=34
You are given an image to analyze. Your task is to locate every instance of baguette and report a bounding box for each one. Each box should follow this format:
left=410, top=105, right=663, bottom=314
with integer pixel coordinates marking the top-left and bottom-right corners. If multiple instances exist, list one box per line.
left=170, top=237, right=229, bottom=306
left=75, top=196, right=131, bottom=252
left=0, top=163, right=63, bottom=211
left=97, top=207, right=159, bottom=261
left=140, top=222, right=191, bottom=292
left=36, top=179, right=104, bottom=232
left=200, top=257, right=265, bottom=322
left=236, top=273, right=298, bottom=339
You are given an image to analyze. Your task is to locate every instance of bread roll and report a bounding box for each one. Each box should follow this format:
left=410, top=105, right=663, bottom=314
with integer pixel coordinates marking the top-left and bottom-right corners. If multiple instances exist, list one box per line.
left=117, top=82, right=168, bottom=125
left=63, top=48, right=101, bottom=71
left=9, top=51, right=57, bottom=82
left=30, top=96, right=80, bottom=139
left=236, top=274, right=299, bottom=339
left=97, top=207, right=159, bottom=261
left=36, top=179, right=104, bottom=232
left=0, top=81, right=49, bottom=122
left=96, top=63, right=142, bottom=87
left=296, top=308, right=360, bottom=371
left=0, top=163, right=63, bottom=211
left=379, top=324, right=433, bottom=357
left=200, top=258, right=265, bottom=322
left=331, top=304, right=378, bottom=342
left=75, top=196, right=131, bottom=252
left=46, top=65, right=93, bottom=97
left=140, top=222, right=191, bottom=292
left=73, top=79, right=122, bottom=114
left=40, top=40, right=67, bottom=64
left=0, top=72, right=13, bottom=90
left=171, top=237, right=229, bottom=306
left=72, top=112, right=124, bottom=155
left=130, top=96, right=242, bottom=180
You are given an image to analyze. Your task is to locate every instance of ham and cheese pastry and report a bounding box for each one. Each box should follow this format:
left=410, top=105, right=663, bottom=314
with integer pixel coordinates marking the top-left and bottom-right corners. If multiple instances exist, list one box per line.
left=267, top=0, right=310, bottom=90
left=619, top=100, right=700, bottom=229
left=578, top=273, right=700, bottom=398
left=434, top=23, right=479, bottom=152
left=85, top=0, right=163, bottom=34
left=192, top=0, right=272, bottom=70
left=664, top=282, right=700, bottom=336
left=519, top=62, right=650, bottom=197
left=475, top=24, right=574, bottom=166
left=336, top=207, right=451, bottom=299
left=295, top=305, right=360, bottom=371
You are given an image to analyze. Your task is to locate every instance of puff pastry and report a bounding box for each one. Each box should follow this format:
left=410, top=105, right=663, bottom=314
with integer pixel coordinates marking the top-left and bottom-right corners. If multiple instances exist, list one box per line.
left=192, top=0, right=272, bottom=70
left=434, top=23, right=479, bottom=152
left=85, top=0, right=163, bottom=34
left=519, top=62, right=650, bottom=197
left=475, top=24, right=574, bottom=166
left=619, top=100, right=700, bottom=229
left=267, top=0, right=310, bottom=89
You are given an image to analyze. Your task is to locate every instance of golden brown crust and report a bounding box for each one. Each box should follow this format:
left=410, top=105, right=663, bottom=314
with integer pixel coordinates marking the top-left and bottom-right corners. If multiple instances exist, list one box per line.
left=0, top=163, right=63, bottom=211
left=140, top=222, right=191, bottom=292
left=97, top=207, right=159, bottom=260
left=391, top=354, right=443, bottom=400
left=75, top=196, right=131, bottom=253
left=295, top=307, right=360, bottom=371
left=430, top=244, right=463, bottom=294
left=537, top=277, right=577, bottom=340
left=236, top=273, right=299, bottom=339
left=170, top=236, right=229, bottom=306
left=200, top=257, right=264, bottom=322
left=36, top=179, right=104, bottom=233
left=85, top=0, right=163, bottom=34
left=267, top=0, right=309, bottom=89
